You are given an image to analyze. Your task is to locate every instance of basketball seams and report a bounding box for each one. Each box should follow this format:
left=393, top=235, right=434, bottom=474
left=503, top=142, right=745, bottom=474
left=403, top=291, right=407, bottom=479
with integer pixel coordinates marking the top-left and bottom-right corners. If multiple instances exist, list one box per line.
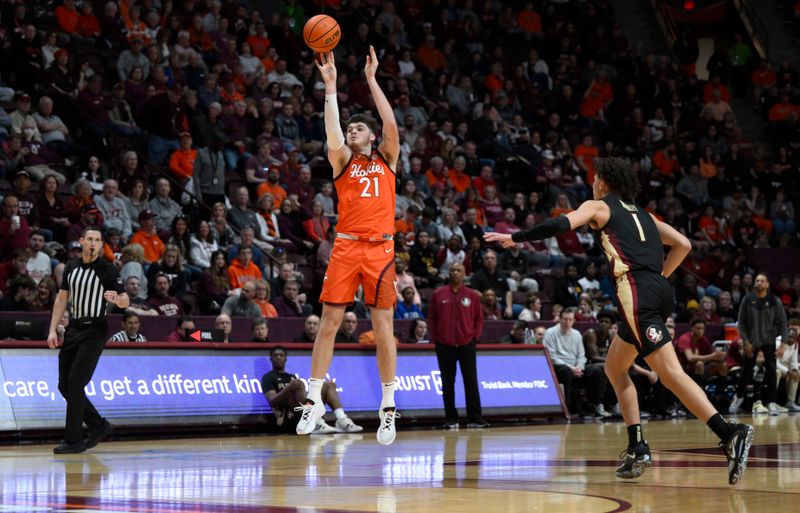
left=304, top=15, right=340, bottom=51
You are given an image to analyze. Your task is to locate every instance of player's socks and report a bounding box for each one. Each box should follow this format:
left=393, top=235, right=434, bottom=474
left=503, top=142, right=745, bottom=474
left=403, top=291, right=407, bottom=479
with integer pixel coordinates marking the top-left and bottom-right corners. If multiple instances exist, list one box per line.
left=627, top=424, right=644, bottom=447
left=333, top=408, right=347, bottom=420
left=380, top=381, right=396, bottom=410
left=707, top=413, right=736, bottom=442
left=307, top=378, right=324, bottom=405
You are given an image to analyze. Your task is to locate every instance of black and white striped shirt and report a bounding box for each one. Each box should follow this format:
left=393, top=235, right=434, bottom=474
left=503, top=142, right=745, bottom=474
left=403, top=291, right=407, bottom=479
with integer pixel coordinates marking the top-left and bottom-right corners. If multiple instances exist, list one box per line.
left=60, top=257, right=124, bottom=320
left=108, top=330, right=147, bottom=342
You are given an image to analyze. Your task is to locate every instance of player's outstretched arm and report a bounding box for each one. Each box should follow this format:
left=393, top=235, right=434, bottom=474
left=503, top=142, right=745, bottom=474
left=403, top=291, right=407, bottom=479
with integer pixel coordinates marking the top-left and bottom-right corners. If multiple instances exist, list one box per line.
left=364, top=45, right=399, bottom=169
left=316, top=51, right=350, bottom=176
left=650, top=214, right=691, bottom=278
left=484, top=200, right=608, bottom=248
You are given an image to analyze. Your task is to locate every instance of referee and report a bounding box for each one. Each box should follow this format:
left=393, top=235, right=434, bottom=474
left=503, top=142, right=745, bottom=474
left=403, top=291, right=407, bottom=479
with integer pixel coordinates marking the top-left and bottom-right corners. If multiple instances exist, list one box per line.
left=47, top=228, right=129, bottom=454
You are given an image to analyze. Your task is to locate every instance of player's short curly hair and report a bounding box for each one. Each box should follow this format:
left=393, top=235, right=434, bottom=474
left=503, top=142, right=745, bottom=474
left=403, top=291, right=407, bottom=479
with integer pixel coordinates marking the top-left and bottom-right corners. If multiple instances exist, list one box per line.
left=595, top=157, right=640, bottom=202
left=346, top=113, right=378, bottom=134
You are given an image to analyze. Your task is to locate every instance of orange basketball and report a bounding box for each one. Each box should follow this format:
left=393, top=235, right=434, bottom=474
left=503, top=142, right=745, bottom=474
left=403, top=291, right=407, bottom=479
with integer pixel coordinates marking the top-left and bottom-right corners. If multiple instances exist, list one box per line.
left=303, top=14, right=341, bottom=53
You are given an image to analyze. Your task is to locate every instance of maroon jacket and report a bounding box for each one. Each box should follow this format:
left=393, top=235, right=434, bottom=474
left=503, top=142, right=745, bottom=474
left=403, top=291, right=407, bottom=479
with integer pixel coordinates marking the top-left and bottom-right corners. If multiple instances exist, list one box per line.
left=427, top=284, right=484, bottom=346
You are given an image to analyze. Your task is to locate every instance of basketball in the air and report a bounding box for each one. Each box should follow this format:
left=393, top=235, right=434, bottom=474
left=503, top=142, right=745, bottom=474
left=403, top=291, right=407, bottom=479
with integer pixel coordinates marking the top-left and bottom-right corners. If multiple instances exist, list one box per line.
left=303, top=14, right=341, bottom=53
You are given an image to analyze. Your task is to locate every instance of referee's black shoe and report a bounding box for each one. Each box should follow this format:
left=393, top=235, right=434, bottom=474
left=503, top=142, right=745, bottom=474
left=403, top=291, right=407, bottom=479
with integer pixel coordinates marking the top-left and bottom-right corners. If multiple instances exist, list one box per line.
left=616, top=441, right=652, bottom=479
left=53, top=439, right=88, bottom=454
left=86, top=419, right=113, bottom=449
left=721, top=423, right=754, bottom=485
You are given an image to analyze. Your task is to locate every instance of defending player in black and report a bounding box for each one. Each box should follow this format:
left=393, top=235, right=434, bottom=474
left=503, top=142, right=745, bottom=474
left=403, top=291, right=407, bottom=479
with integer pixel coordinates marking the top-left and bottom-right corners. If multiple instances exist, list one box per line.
left=47, top=227, right=130, bottom=454
left=485, top=157, right=754, bottom=485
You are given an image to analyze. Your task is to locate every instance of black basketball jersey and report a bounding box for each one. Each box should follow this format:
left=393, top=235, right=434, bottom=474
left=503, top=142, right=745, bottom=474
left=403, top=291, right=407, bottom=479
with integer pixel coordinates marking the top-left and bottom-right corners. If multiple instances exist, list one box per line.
left=598, top=194, right=663, bottom=278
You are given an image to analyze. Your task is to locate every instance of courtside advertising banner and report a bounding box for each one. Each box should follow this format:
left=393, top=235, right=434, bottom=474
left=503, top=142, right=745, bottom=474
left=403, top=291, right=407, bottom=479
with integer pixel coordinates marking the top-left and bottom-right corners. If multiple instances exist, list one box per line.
left=0, top=348, right=561, bottom=430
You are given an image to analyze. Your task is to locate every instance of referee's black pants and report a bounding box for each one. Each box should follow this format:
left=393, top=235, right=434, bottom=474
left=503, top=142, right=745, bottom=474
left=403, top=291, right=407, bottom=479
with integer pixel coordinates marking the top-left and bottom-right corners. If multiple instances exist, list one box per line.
left=58, top=320, right=107, bottom=443
left=435, top=340, right=483, bottom=423
left=736, top=343, right=777, bottom=405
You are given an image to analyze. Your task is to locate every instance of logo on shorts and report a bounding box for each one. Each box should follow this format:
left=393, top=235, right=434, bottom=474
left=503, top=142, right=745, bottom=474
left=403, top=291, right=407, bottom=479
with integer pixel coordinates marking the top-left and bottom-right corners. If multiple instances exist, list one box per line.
left=646, top=325, right=663, bottom=343
left=461, top=297, right=471, bottom=307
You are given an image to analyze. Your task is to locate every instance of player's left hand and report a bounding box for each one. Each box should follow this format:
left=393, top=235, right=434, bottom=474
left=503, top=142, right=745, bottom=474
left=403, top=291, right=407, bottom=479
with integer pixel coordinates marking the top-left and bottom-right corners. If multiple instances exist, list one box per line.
left=364, top=45, right=378, bottom=80
left=103, top=291, right=118, bottom=303
left=484, top=232, right=515, bottom=248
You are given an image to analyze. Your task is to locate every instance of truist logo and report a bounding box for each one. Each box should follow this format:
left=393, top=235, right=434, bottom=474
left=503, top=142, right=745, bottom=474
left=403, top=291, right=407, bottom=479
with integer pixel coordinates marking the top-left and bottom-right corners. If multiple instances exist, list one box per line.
left=349, top=161, right=386, bottom=178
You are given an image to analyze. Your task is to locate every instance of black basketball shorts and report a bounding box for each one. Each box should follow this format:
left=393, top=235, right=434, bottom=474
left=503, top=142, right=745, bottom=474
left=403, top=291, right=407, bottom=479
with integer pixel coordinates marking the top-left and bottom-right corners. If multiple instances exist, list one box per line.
left=614, top=271, right=673, bottom=356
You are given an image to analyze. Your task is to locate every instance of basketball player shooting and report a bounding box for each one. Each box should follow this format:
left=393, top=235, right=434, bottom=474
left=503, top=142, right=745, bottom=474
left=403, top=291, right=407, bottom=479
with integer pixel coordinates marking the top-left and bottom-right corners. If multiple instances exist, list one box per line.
left=485, top=157, right=754, bottom=485
left=296, top=47, right=400, bottom=445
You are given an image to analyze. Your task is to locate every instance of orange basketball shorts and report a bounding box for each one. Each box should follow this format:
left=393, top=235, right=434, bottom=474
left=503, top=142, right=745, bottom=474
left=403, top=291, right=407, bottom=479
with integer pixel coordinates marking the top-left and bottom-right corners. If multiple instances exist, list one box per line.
left=320, top=238, right=396, bottom=309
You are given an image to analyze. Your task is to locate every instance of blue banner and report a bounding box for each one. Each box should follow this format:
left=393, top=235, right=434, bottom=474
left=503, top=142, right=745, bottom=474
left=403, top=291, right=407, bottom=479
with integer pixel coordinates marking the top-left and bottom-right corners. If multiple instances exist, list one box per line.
left=0, top=348, right=562, bottom=430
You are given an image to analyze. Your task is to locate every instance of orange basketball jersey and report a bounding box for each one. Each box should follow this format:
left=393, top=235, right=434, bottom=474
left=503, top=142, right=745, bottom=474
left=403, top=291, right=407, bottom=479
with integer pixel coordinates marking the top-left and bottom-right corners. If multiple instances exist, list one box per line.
left=334, top=151, right=396, bottom=238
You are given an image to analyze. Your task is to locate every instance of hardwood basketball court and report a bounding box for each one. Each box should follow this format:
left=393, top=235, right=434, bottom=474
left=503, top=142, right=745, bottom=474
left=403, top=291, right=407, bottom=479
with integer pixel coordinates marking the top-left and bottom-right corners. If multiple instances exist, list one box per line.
left=1, top=416, right=798, bottom=512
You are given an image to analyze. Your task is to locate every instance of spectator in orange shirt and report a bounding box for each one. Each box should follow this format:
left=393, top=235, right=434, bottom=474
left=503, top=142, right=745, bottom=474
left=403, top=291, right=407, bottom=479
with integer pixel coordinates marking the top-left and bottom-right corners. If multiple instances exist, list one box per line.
left=55, top=0, right=79, bottom=35
left=169, top=132, right=197, bottom=184
left=125, top=5, right=150, bottom=45
left=448, top=156, right=471, bottom=194
left=472, top=165, right=497, bottom=198
left=76, top=1, right=101, bottom=38
left=653, top=143, right=681, bottom=178
left=425, top=156, right=449, bottom=189
left=484, top=63, right=505, bottom=99
left=227, top=246, right=262, bottom=290
left=579, top=73, right=613, bottom=120
left=751, top=59, right=776, bottom=106
left=702, top=75, right=730, bottom=103
left=129, top=210, right=166, bottom=263
left=395, top=205, right=420, bottom=241
left=257, top=167, right=288, bottom=208
left=246, top=22, right=270, bottom=58
left=574, top=134, right=599, bottom=184
left=253, top=279, right=278, bottom=318
left=517, top=2, right=542, bottom=35
left=416, top=34, right=447, bottom=73
left=698, top=146, right=717, bottom=179
left=768, top=93, right=796, bottom=122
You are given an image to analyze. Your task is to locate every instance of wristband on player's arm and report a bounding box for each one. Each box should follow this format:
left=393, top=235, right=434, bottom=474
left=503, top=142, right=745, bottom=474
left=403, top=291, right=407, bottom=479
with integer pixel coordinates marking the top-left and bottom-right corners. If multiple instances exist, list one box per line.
left=511, top=216, right=572, bottom=243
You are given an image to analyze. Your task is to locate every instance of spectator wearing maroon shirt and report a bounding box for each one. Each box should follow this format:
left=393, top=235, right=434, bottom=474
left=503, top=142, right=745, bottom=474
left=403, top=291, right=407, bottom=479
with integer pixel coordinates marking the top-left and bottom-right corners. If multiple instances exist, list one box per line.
left=0, top=194, right=31, bottom=256
left=428, top=263, right=488, bottom=429
left=674, top=318, right=727, bottom=378
left=287, top=165, right=316, bottom=211
left=148, top=273, right=184, bottom=316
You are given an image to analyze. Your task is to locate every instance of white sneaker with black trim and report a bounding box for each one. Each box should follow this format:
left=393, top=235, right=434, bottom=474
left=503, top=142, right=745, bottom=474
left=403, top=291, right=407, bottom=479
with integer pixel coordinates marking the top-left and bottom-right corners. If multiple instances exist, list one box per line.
left=312, top=420, right=337, bottom=434
left=377, top=407, right=400, bottom=445
left=295, top=400, right=326, bottom=435
left=335, top=417, right=364, bottom=433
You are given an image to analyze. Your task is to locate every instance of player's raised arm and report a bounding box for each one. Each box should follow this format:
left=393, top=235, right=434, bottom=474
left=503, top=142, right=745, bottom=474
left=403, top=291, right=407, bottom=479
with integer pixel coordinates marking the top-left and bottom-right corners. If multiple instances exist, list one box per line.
left=316, top=51, right=350, bottom=176
left=484, top=200, right=608, bottom=247
left=364, top=45, right=399, bottom=169
left=649, top=214, right=692, bottom=278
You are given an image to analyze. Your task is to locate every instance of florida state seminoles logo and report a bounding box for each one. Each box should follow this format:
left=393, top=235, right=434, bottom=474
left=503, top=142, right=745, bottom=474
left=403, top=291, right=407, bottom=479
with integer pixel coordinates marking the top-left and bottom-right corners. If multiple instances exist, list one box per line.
left=461, top=297, right=471, bottom=307
left=646, top=325, right=664, bottom=343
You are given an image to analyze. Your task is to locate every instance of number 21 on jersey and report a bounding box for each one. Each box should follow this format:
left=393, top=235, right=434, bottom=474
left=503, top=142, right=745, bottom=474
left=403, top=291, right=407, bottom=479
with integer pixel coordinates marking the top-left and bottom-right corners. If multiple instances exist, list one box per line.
left=359, top=176, right=380, bottom=197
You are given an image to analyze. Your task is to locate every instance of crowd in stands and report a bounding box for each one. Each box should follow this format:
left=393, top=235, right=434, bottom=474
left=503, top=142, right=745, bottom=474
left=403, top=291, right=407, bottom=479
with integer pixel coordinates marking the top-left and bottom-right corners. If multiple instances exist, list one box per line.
left=0, top=0, right=799, bottom=374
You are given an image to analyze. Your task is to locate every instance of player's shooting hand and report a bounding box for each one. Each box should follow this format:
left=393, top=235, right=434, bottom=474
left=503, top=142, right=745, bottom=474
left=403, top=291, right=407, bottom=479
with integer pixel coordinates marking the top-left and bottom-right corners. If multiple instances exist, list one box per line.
left=483, top=232, right=516, bottom=248
left=364, top=45, right=378, bottom=80
left=47, top=331, right=59, bottom=349
left=315, top=51, right=337, bottom=87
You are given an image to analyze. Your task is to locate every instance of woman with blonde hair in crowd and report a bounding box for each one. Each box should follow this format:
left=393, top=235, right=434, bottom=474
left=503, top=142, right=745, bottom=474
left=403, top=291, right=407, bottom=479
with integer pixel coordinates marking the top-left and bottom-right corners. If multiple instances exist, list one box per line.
left=209, top=201, right=235, bottom=250
left=64, top=177, right=97, bottom=223
left=253, top=279, right=278, bottom=318
left=146, top=245, right=188, bottom=299
left=120, top=243, right=148, bottom=299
